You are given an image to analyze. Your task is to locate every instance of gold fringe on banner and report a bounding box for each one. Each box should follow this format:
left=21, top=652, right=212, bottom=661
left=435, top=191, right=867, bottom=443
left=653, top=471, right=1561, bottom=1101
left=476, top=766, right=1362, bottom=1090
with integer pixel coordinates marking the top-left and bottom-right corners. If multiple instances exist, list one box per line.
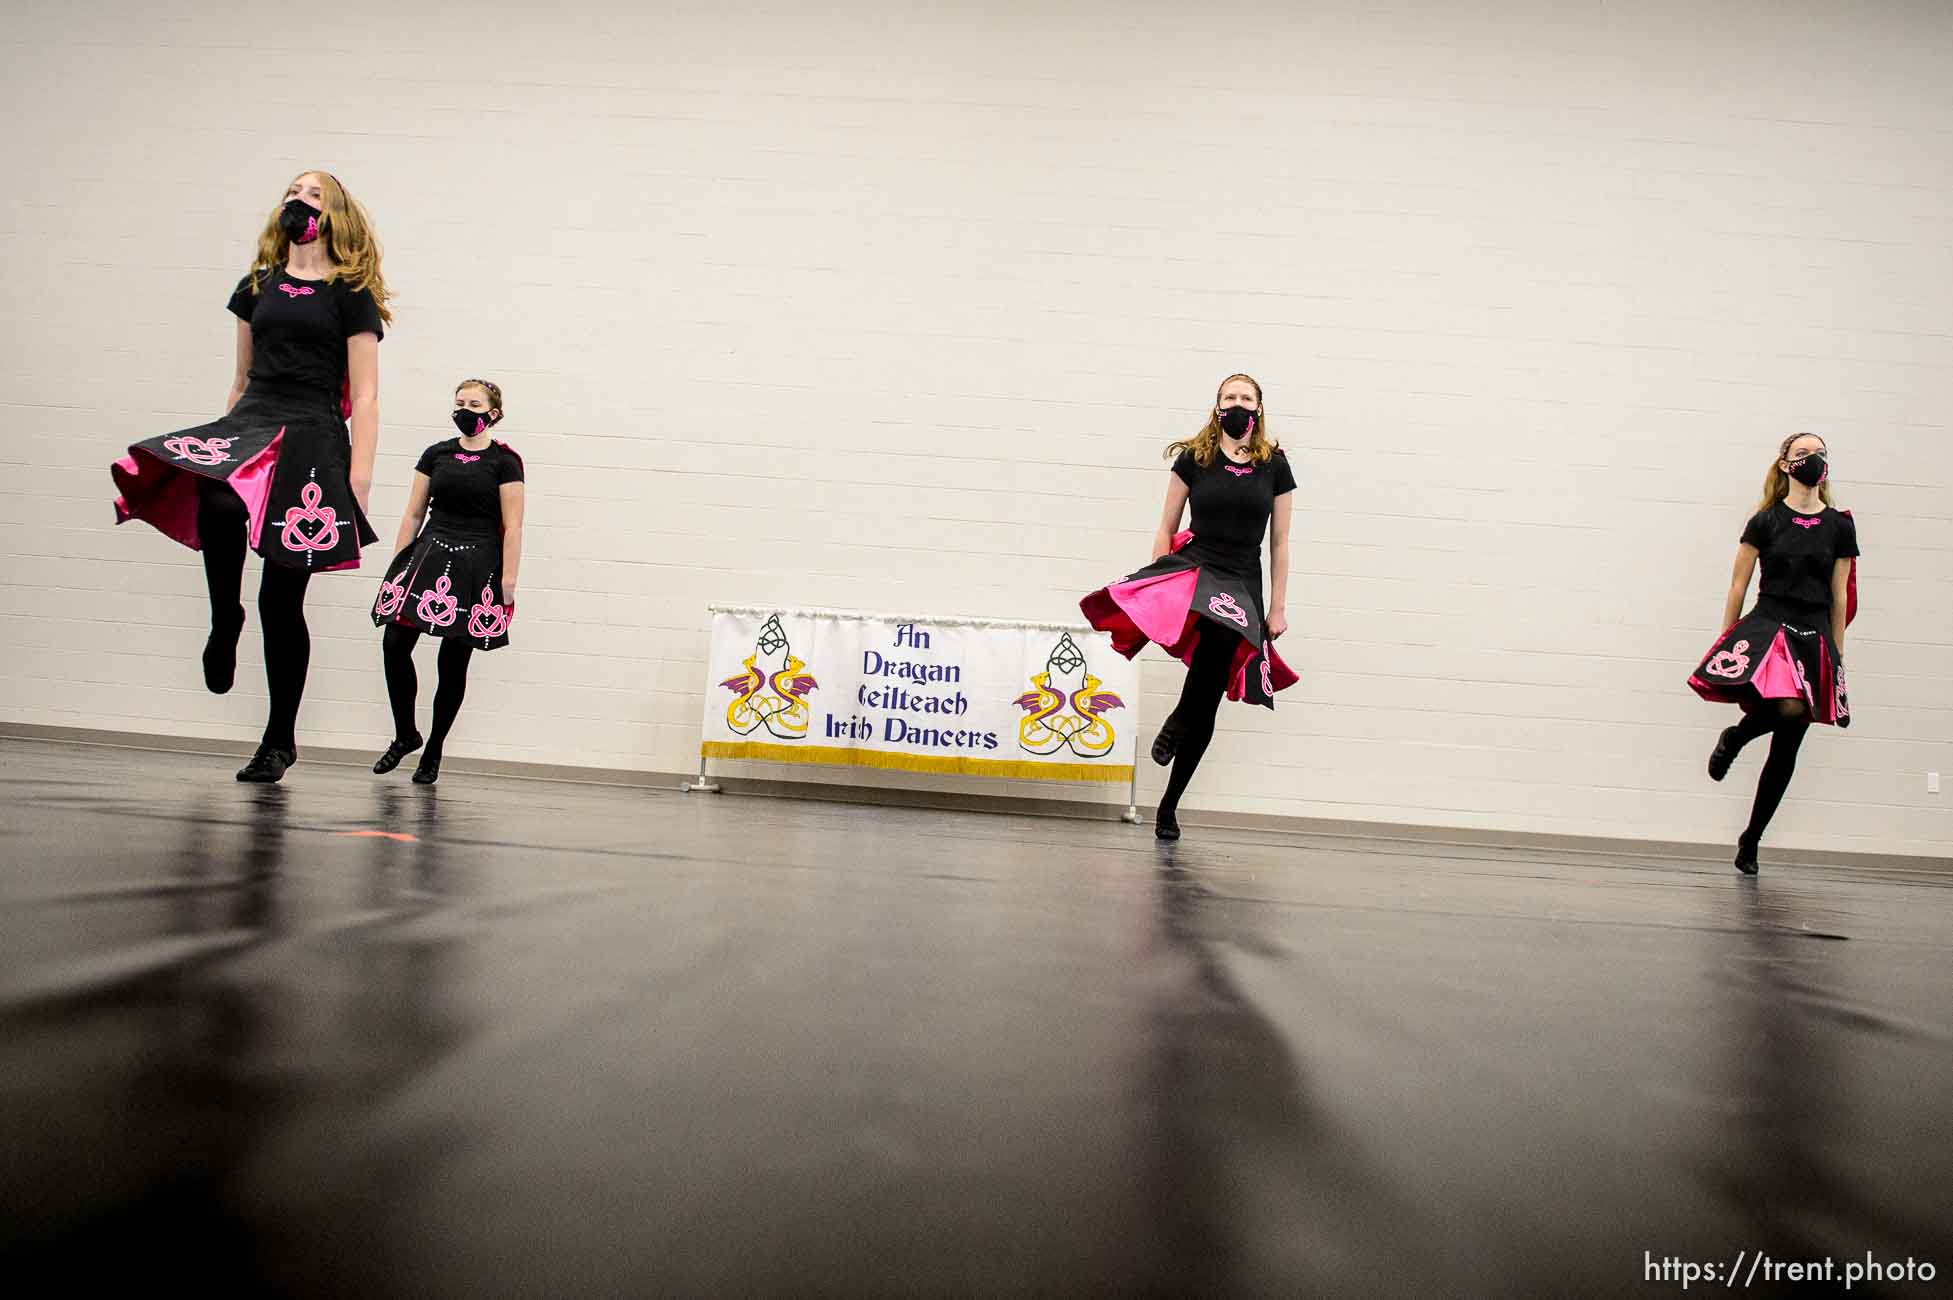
left=700, top=740, right=1133, bottom=785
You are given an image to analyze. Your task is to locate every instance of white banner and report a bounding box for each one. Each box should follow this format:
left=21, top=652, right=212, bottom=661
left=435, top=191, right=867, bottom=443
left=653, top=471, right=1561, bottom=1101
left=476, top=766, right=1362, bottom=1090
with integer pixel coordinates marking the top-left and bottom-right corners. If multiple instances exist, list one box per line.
left=700, top=608, right=1138, bottom=783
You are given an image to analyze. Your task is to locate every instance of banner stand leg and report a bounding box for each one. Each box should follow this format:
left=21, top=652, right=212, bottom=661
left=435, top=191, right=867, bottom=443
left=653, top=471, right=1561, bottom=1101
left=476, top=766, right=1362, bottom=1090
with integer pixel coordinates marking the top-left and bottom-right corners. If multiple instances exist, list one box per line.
left=682, top=752, right=721, bottom=794
left=1122, top=762, right=1143, bottom=825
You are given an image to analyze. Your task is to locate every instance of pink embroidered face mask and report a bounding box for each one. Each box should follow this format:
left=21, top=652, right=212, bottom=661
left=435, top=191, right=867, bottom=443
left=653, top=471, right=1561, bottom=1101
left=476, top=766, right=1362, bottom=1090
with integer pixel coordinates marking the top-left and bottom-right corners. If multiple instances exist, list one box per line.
left=452, top=409, right=495, bottom=437
left=279, top=198, right=322, bottom=245
left=1217, top=406, right=1256, bottom=439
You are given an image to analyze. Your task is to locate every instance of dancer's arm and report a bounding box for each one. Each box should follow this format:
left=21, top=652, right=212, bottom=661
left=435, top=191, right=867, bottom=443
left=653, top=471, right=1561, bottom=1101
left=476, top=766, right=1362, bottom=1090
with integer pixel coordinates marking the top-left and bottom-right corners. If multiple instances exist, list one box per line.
left=346, top=333, right=380, bottom=511
left=392, top=474, right=430, bottom=554
left=1830, top=558, right=1850, bottom=653
left=499, top=482, right=526, bottom=605
left=1151, top=476, right=1190, bottom=560
left=1267, top=493, right=1293, bottom=639
left=226, top=320, right=252, bottom=414
left=1721, top=543, right=1759, bottom=632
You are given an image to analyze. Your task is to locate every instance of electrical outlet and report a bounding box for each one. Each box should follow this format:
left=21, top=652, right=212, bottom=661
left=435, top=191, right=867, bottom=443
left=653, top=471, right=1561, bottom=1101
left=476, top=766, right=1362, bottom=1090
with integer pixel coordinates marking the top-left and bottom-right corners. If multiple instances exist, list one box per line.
left=1930, top=771, right=1942, bottom=796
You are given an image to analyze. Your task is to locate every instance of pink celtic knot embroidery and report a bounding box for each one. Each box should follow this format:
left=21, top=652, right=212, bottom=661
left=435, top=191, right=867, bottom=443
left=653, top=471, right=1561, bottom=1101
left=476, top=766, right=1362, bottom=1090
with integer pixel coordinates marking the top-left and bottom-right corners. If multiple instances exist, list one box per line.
left=278, top=282, right=315, bottom=298
left=467, top=586, right=510, bottom=640
left=374, top=575, right=407, bottom=620
left=1703, top=639, right=1751, bottom=679
left=1834, top=670, right=1849, bottom=720
left=161, top=435, right=233, bottom=466
left=279, top=481, right=341, bottom=553
left=1792, top=516, right=1821, bottom=529
left=454, top=453, right=481, bottom=462
left=1224, top=464, right=1253, bottom=477
left=1207, top=594, right=1250, bottom=628
left=1260, top=658, right=1275, bottom=697
left=416, top=575, right=459, bottom=628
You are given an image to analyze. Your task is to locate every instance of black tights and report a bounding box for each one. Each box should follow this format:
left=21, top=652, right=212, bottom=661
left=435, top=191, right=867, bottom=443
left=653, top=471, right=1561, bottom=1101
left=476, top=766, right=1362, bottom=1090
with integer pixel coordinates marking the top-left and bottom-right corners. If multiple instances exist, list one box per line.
left=197, top=482, right=248, bottom=626
left=382, top=624, right=475, bottom=760
left=1158, top=630, right=1242, bottom=819
left=1727, top=703, right=1812, bottom=846
left=197, top=482, right=312, bottom=752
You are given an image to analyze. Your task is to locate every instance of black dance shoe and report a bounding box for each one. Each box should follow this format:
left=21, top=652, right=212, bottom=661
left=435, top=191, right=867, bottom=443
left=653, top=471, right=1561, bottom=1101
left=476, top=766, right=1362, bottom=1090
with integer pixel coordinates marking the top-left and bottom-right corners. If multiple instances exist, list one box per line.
left=411, top=754, right=442, bottom=786
left=236, top=746, right=295, bottom=784
left=373, top=734, right=423, bottom=775
left=1150, top=722, right=1181, bottom=767
left=1707, top=726, right=1740, bottom=782
left=203, top=606, right=245, bottom=695
left=1734, top=834, right=1760, bottom=876
left=1154, top=806, right=1181, bottom=841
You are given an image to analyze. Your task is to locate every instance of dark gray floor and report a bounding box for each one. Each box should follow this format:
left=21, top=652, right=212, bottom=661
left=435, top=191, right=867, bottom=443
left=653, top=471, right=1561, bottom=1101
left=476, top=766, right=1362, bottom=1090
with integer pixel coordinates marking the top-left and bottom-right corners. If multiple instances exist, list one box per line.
left=1, top=738, right=1949, bottom=1297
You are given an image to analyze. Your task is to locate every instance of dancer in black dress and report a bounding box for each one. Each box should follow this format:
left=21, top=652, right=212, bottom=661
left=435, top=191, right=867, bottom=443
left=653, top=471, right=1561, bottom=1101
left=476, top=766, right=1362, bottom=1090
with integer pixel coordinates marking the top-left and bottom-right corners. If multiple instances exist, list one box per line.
left=1689, top=432, right=1859, bottom=874
left=1081, top=374, right=1298, bottom=840
left=370, top=379, right=525, bottom=785
left=110, top=170, right=389, bottom=782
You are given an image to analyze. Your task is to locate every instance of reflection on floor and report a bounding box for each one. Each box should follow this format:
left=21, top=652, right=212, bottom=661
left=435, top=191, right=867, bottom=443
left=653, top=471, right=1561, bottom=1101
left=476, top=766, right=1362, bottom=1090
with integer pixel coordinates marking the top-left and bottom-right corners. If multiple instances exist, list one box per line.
left=2, top=740, right=1948, bottom=1296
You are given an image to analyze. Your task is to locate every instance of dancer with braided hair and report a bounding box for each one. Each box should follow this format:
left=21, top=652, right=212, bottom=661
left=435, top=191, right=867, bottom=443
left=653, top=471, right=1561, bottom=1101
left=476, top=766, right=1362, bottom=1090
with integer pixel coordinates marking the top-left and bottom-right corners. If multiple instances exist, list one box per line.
left=1689, top=432, right=1860, bottom=874
left=370, top=379, right=526, bottom=785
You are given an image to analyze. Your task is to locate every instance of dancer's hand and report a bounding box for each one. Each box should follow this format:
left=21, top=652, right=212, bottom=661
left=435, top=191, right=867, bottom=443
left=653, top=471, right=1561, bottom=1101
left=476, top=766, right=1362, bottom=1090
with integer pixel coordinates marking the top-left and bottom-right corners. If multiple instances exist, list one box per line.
left=1267, top=608, right=1288, bottom=640
left=500, top=580, right=517, bottom=607
left=350, top=472, right=372, bottom=513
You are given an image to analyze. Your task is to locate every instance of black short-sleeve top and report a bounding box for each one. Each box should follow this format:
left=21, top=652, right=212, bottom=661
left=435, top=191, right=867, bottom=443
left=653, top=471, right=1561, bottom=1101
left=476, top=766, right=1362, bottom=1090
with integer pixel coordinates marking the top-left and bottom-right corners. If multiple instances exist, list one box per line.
left=415, top=438, right=524, bottom=542
left=1741, top=502, right=1860, bottom=609
left=227, top=266, right=384, bottom=404
left=1173, top=447, right=1296, bottom=566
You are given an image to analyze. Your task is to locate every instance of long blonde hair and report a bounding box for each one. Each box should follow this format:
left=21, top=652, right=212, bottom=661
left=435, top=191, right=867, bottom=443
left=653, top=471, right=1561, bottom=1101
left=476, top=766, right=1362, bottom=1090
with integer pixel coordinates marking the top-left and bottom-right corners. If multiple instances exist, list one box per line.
left=1755, top=431, right=1834, bottom=513
left=1166, top=373, right=1278, bottom=467
left=246, top=171, right=392, bottom=324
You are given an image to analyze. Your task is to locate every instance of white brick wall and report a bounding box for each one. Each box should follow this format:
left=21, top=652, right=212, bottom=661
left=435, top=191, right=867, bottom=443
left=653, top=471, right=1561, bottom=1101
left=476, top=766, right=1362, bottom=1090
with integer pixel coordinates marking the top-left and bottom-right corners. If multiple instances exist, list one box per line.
left=2, top=0, right=1948, bottom=855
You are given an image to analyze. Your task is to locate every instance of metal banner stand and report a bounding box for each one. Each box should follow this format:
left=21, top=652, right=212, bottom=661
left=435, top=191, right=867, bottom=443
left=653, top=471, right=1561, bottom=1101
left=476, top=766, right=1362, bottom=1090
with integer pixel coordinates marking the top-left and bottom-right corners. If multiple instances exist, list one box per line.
left=681, top=754, right=720, bottom=794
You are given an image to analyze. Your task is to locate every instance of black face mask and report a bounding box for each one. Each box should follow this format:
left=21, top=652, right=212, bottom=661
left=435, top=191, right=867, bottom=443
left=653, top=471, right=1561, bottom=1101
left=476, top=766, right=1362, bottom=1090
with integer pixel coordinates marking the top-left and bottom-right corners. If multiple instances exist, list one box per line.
left=279, top=198, right=323, bottom=245
left=1787, top=453, right=1827, bottom=488
left=452, top=409, right=494, bottom=437
left=1217, top=406, right=1256, bottom=439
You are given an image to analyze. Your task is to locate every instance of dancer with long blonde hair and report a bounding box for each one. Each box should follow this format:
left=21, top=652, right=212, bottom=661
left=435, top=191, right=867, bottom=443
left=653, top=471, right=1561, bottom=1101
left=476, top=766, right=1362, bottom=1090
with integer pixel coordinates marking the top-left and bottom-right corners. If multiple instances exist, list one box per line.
left=1081, top=373, right=1299, bottom=840
left=111, top=170, right=390, bottom=782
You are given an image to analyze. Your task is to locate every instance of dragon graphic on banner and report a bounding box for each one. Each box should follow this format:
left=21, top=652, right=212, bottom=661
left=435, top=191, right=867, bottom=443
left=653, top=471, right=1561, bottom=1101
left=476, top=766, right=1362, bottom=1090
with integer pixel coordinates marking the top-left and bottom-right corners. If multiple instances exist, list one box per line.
left=719, top=613, right=819, bottom=739
left=1013, top=632, right=1124, bottom=758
